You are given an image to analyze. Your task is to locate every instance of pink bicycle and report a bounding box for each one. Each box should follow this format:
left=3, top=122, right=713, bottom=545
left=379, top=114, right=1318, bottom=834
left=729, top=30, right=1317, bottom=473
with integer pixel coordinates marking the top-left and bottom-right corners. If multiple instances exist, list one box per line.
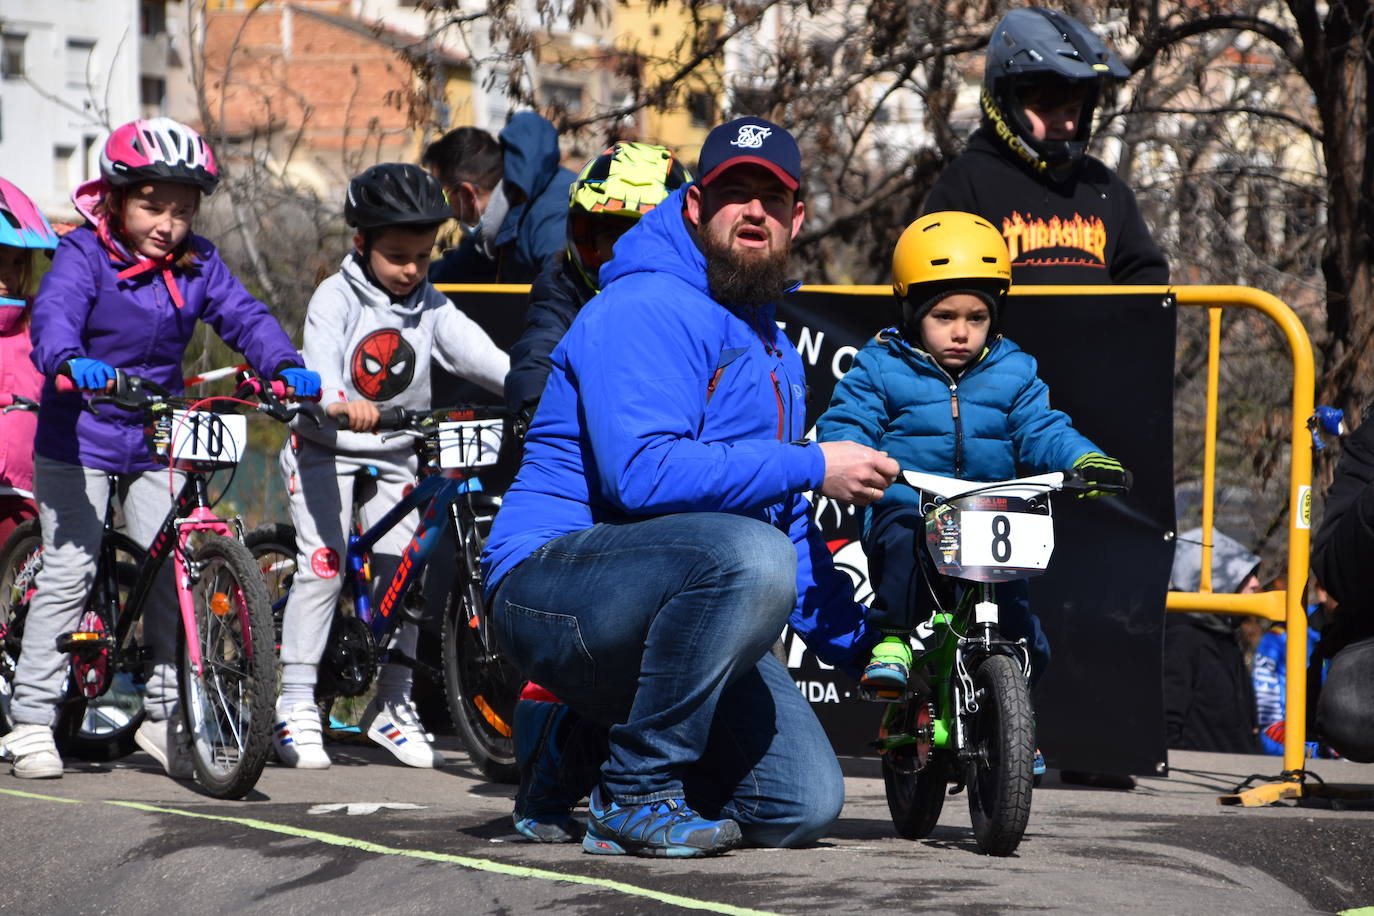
left=0, top=371, right=299, bottom=797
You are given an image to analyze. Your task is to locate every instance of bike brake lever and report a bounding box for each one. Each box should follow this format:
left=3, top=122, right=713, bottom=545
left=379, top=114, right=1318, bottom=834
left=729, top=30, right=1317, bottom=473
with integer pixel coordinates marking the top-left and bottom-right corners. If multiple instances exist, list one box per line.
left=379, top=429, right=423, bottom=443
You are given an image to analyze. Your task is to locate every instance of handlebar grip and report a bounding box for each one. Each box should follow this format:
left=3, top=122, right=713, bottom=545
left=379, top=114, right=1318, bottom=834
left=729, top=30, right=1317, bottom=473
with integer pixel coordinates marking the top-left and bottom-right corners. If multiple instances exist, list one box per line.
left=375, top=405, right=410, bottom=431
left=54, top=375, right=76, bottom=394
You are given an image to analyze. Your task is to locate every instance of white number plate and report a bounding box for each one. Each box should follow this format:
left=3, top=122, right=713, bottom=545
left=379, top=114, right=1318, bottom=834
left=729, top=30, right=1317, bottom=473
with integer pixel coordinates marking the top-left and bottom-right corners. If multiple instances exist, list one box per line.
left=437, top=419, right=503, bottom=469
left=168, top=410, right=248, bottom=465
left=956, top=509, right=1054, bottom=570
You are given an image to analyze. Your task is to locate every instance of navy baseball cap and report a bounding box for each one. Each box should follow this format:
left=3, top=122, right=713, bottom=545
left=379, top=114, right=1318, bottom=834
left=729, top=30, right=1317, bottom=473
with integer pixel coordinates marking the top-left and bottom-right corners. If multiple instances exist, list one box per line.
left=697, top=117, right=801, bottom=191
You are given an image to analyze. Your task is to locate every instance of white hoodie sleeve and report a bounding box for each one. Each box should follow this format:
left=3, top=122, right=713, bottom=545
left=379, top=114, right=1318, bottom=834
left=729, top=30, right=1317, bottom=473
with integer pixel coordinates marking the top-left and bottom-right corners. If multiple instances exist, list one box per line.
left=430, top=295, right=510, bottom=397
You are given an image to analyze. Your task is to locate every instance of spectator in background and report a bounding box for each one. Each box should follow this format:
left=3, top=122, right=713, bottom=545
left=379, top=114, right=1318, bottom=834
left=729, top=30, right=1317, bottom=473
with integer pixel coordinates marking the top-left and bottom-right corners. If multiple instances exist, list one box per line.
left=921, top=7, right=1168, bottom=286
left=1252, top=578, right=1328, bottom=756
left=422, top=112, right=576, bottom=285
left=1309, top=412, right=1374, bottom=762
left=1162, top=527, right=1262, bottom=754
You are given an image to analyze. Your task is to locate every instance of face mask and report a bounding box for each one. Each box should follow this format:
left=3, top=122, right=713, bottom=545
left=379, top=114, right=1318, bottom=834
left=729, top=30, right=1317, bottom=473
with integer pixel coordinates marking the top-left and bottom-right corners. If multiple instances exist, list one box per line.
left=0, top=299, right=26, bottom=333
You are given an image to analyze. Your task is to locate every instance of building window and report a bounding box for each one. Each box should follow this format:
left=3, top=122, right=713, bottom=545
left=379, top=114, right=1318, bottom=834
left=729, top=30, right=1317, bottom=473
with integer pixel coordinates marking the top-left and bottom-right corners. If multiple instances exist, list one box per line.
left=541, top=81, right=583, bottom=115
left=66, top=39, right=95, bottom=89
left=688, top=92, right=715, bottom=128
left=140, top=76, right=166, bottom=118
left=140, top=1, right=167, bottom=37
left=82, top=135, right=99, bottom=182
left=1, top=33, right=24, bottom=79
left=55, top=146, right=75, bottom=195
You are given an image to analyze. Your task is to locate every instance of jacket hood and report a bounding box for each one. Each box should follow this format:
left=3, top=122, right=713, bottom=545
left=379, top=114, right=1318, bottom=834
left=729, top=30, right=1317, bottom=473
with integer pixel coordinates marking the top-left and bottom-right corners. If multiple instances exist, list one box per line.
left=1170, top=526, right=1261, bottom=594
left=598, top=186, right=710, bottom=296
left=339, top=251, right=427, bottom=317
left=499, top=112, right=564, bottom=204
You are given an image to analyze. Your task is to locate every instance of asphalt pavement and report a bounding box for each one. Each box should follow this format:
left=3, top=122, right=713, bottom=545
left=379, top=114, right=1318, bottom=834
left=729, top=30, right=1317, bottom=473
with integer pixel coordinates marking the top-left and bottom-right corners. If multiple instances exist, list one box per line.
left=1, top=736, right=1371, bottom=915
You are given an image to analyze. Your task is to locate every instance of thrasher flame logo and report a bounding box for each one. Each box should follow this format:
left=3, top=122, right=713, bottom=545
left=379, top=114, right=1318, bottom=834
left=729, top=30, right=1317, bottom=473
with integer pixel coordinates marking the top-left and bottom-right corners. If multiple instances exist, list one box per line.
left=1001, top=211, right=1108, bottom=269
left=731, top=125, right=772, bottom=149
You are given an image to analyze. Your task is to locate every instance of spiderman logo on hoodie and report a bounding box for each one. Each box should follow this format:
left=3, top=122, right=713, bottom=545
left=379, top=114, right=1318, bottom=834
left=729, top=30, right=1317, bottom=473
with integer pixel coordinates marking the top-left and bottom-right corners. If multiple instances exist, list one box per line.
left=351, top=329, right=415, bottom=400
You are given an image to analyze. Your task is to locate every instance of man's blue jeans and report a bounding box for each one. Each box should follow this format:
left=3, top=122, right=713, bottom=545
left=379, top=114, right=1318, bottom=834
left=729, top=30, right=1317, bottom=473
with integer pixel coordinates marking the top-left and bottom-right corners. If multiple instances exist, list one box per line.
left=490, top=512, right=845, bottom=847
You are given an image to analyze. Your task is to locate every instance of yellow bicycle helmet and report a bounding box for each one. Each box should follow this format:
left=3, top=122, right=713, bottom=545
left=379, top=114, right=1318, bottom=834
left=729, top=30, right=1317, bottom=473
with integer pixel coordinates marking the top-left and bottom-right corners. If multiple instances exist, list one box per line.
left=567, top=141, right=691, bottom=291
left=891, top=211, right=1012, bottom=334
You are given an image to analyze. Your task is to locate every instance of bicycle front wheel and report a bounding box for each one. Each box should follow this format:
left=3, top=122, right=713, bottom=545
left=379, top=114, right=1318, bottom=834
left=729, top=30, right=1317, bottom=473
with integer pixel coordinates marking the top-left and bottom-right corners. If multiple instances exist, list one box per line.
left=965, top=653, right=1035, bottom=856
left=178, top=536, right=276, bottom=799
left=0, top=519, right=43, bottom=735
left=441, top=573, right=519, bottom=783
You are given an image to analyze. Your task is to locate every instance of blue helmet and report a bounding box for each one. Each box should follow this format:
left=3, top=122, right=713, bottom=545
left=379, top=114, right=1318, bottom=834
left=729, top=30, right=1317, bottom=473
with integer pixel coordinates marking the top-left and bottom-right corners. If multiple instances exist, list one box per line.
left=981, top=8, right=1129, bottom=173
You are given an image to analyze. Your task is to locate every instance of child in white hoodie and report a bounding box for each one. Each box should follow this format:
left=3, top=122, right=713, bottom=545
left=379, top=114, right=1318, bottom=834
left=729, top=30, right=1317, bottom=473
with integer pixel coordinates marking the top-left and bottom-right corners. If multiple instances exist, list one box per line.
left=274, top=163, right=509, bottom=769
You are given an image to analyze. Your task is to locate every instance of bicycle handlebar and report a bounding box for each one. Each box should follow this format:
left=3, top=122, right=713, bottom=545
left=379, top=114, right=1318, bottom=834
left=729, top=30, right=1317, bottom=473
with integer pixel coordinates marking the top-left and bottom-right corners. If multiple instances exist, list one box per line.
left=0, top=394, right=37, bottom=413
left=55, top=368, right=307, bottom=423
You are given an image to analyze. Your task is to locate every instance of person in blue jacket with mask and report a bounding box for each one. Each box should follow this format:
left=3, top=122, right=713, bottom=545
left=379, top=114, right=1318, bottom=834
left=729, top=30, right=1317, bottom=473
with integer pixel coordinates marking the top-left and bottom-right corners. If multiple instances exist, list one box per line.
left=482, top=117, right=899, bottom=858
left=423, top=112, right=575, bottom=285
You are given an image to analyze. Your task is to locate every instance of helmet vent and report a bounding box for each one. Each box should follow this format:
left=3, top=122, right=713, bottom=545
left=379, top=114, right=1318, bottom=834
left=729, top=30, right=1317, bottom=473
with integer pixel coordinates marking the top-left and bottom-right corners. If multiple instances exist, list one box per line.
left=930, top=257, right=950, bottom=266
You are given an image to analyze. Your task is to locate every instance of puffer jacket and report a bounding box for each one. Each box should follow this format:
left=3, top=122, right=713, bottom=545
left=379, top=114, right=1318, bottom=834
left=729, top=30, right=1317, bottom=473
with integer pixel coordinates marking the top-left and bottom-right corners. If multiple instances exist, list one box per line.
left=817, top=330, right=1100, bottom=535
left=482, top=186, right=872, bottom=670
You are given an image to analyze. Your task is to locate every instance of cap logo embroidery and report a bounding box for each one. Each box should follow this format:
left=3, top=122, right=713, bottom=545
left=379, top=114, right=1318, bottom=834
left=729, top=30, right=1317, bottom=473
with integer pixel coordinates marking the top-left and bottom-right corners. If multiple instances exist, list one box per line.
left=730, top=125, right=772, bottom=149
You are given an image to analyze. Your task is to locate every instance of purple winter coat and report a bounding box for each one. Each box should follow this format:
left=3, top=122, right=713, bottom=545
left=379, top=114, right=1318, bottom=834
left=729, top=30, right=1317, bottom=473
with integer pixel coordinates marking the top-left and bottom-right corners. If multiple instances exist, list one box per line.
left=29, top=226, right=302, bottom=473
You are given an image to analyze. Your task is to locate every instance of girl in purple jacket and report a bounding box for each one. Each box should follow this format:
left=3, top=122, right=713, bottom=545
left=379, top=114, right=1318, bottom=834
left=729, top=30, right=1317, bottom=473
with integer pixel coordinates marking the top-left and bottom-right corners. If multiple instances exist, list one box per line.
left=0, top=118, right=320, bottom=781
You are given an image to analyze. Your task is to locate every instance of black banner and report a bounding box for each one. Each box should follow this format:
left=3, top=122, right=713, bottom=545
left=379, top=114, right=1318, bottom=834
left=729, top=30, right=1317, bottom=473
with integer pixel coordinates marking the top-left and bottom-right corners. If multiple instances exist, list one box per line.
left=441, top=286, right=1175, bottom=776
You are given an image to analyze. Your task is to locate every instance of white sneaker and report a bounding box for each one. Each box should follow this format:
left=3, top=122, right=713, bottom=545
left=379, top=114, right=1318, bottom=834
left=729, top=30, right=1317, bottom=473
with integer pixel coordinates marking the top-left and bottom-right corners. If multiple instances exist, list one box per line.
left=0, top=723, right=63, bottom=779
left=272, top=701, right=330, bottom=769
left=361, top=696, right=444, bottom=768
left=135, top=717, right=195, bottom=780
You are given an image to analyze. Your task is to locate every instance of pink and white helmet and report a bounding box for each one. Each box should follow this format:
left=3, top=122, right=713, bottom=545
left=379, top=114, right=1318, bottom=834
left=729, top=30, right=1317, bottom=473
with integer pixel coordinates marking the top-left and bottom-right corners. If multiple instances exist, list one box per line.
left=100, top=117, right=219, bottom=195
left=0, top=177, right=58, bottom=251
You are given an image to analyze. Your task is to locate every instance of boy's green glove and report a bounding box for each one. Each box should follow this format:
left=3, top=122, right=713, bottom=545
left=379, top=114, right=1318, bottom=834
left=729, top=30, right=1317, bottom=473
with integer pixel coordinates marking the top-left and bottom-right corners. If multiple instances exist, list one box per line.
left=1072, top=452, right=1131, bottom=498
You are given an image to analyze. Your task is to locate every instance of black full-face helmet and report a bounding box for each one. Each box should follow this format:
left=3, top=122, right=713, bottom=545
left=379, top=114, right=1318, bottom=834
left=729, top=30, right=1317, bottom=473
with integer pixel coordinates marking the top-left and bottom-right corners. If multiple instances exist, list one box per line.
left=345, top=162, right=451, bottom=231
left=981, top=7, right=1129, bottom=174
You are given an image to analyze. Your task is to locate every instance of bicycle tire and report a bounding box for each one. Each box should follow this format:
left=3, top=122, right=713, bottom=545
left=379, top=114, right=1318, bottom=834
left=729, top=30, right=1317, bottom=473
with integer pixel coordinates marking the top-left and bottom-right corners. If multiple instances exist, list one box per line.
left=965, top=653, right=1035, bottom=856
left=441, top=570, right=519, bottom=784
left=243, top=523, right=298, bottom=644
left=881, top=700, right=949, bottom=839
left=177, top=535, right=276, bottom=799
left=0, top=518, right=43, bottom=736
left=0, top=521, right=146, bottom=760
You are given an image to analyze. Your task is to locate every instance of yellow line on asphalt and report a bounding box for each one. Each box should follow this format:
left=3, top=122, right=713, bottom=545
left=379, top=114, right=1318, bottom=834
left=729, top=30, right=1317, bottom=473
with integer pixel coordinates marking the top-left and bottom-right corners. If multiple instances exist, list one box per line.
left=0, top=788, right=785, bottom=916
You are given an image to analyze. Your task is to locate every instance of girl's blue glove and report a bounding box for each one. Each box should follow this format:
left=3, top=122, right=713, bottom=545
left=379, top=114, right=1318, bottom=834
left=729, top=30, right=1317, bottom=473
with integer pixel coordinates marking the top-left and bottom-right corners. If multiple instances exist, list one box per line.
left=275, top=367, right=321, bottom=398
left=62, top=358, right=116, bottom=391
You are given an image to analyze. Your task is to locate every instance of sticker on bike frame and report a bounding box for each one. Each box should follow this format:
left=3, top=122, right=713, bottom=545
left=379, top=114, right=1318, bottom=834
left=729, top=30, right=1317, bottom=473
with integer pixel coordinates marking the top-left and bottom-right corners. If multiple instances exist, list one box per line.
left=149, top=409, right=248, bottom=470
left=925, top=504, right=1054, bottom=582
left=437, top=419, right=503, bottom=470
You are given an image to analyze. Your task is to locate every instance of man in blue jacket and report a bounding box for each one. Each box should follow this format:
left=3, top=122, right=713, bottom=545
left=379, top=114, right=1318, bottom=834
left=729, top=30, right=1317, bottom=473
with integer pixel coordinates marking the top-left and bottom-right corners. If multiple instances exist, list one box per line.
left=482, top=117, right=899, bottom=858
left=424, top=111, right=575, bottom=285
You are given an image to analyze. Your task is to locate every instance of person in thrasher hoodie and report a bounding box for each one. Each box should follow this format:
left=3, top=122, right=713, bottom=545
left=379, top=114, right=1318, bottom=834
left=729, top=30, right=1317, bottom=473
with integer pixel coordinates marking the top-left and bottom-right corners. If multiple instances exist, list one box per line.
left=922, top=7, right=1169, bottom=286
left=273, top=163, right=508, bottom=771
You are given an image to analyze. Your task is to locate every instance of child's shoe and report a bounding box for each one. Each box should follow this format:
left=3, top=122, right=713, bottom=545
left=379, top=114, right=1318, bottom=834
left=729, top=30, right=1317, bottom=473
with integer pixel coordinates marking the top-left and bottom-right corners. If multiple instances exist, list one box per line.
left=860, top=635, right=913, bottom=698
left=135, top=717, right=195, bottom=780
left=1033, top=748, right=1046, bottom=777
left=582, top=784, right=741, bottom=858
left=272, top=700, right=331, bottom=769
left=360, top=695, right=444, bottom=768
left=0, top=723, right=63, bottom=779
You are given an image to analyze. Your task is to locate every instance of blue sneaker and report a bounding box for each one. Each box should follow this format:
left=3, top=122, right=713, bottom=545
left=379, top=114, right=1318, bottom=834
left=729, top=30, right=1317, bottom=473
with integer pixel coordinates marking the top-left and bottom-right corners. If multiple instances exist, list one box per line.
left=513, top=699, right=588, bottom=843
left=860, top=636, right=913, bottom=698
left=1033, top=748, right=1046, bottom=777
left=582, top=784, right=742, bottom=857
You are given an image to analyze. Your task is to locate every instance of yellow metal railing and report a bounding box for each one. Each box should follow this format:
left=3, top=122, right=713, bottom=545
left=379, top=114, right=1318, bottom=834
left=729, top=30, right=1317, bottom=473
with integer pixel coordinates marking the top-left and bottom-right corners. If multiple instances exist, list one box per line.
left=438, top=281, right=1317, bottom=788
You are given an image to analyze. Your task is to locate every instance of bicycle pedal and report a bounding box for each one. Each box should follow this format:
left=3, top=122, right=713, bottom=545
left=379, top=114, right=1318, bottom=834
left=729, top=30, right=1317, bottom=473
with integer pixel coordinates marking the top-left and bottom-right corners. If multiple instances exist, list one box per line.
left=859, top=685, right=909, bottom=703
left=55, top=632, right=113, bottom=654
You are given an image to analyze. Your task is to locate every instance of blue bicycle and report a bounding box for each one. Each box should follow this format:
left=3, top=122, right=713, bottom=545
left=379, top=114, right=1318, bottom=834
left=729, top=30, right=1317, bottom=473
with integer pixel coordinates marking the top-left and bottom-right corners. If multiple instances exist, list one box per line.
left=246, top=405, right=521, bottom=781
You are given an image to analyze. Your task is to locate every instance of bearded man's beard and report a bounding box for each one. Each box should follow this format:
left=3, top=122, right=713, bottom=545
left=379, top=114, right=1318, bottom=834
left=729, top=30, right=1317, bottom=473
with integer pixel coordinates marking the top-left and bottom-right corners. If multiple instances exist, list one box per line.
left=701, top=232, right=792, bottom=308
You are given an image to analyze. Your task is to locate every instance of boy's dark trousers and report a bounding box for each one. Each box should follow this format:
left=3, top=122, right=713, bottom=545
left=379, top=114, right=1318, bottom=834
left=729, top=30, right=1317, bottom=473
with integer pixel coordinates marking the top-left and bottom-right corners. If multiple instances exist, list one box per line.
left=863, top=503, right=1051, bottom=686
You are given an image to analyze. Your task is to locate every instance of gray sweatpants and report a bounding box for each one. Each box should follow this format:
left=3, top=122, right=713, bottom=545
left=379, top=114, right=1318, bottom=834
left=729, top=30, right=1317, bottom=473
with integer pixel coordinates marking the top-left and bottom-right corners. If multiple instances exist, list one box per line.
left=11, top=454, right=183, bottom=727
left=278, top=439, right=420, bottom=690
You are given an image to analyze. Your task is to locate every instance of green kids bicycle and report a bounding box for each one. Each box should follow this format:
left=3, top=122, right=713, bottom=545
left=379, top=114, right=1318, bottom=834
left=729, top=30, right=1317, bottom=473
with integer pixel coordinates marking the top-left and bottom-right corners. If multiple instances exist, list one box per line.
left=873, top=467, right=1129, bottom=856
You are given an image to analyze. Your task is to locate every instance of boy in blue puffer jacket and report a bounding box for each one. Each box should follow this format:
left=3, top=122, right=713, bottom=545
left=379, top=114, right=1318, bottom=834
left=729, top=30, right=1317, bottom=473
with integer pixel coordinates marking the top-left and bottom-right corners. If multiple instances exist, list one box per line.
left=817, top=211, right=1129, bottom=695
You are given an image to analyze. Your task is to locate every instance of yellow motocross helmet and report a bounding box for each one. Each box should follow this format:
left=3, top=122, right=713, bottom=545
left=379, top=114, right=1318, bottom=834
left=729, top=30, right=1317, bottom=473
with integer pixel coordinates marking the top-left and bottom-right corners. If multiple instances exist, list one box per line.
left=891, top=210, right=1012, bottom=334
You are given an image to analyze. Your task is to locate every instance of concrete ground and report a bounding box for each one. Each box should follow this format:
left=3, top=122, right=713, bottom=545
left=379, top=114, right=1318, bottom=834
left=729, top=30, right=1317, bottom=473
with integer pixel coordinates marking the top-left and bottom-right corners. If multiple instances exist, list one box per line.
left=1, top=737, right=1370, bottom=915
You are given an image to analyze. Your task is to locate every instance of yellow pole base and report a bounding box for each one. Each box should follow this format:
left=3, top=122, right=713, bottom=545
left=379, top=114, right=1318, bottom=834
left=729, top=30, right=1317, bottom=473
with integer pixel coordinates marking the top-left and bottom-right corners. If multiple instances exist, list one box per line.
left=1217, top=781, right=1303, bottom=806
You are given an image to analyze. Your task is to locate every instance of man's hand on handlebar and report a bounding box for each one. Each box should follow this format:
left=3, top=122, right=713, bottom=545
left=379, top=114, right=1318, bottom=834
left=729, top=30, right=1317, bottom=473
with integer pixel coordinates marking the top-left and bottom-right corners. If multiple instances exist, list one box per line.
left=326, top=399, right=381, bottom=433
left=818, top=441, right=900, bottom=507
